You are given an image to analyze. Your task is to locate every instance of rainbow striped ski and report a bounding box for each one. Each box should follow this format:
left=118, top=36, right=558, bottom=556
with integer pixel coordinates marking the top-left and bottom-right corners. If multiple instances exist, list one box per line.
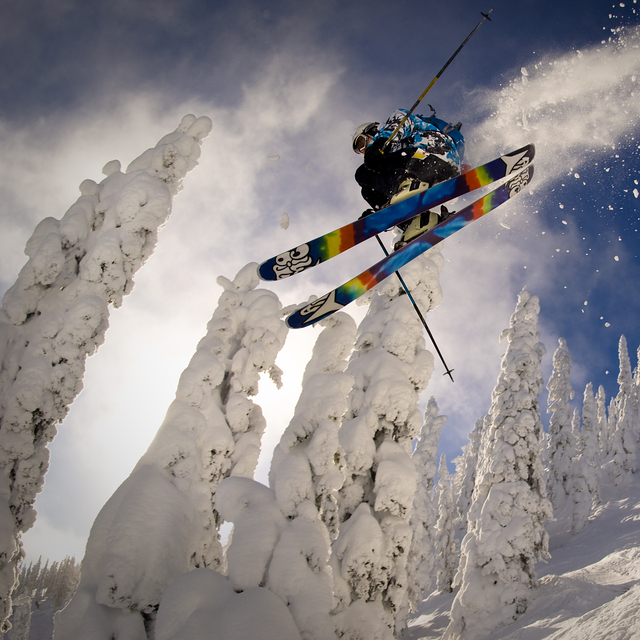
left=259, top=144, right=534, bottom=282
left=286, top=165, right=534, bottom=329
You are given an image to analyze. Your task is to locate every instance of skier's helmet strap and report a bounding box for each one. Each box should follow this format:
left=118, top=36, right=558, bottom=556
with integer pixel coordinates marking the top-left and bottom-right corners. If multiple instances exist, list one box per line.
left=352, top=122, right=379, bottom=154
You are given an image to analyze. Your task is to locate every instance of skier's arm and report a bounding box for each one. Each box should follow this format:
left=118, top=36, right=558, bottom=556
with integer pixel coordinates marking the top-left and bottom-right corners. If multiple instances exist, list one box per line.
left=363, top=137, right=415, bottom=172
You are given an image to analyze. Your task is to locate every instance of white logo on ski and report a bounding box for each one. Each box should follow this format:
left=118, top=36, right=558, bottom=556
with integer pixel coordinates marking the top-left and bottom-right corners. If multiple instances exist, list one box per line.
left=296, top=291, right=344, bottom=325
left=273, top=244, right=314, bottom=279
left=502, top=147, right=532, bottom=176
left=507, top=167, right=532, bottom=196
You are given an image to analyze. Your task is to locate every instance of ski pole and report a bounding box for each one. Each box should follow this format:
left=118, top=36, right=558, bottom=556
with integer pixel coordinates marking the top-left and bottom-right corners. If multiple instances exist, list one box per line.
left=381, top=8, right=493, bottom=152
left=375, top=235, right=454, bottom=382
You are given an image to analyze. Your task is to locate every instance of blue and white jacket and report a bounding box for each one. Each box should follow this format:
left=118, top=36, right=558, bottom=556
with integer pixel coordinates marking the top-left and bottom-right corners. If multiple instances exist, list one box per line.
left=369, top=108, right=465, bottom=170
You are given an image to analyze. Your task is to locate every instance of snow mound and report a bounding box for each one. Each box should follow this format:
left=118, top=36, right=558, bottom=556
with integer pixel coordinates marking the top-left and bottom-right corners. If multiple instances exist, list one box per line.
left=155, top=568, right=301, bottom=640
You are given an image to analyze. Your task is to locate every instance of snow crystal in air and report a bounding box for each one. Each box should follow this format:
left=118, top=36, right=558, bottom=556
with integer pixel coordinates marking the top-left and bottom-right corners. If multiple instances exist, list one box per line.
left=633, top=188, right=639, bottom=198
left=268, top=155, right=280, bottom=162
left=280, top=212, right=290, bottom=229
left=615, top=256, right=620, bottom=261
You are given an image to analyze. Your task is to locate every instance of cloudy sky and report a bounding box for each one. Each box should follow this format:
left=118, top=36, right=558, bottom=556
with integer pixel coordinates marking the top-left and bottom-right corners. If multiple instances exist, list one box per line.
left=1, top=0, right=639, bottom=562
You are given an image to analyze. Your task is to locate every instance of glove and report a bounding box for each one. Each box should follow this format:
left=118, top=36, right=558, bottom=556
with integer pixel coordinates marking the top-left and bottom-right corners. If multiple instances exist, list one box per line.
left=364, top=137, right=416, bottom=173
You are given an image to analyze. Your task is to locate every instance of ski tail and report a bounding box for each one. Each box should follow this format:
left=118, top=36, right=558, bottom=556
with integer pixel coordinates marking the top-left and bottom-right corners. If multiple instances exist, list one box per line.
left=258, top=143, right=534, bottom=282
left=285, top=164, right=534, bottom=329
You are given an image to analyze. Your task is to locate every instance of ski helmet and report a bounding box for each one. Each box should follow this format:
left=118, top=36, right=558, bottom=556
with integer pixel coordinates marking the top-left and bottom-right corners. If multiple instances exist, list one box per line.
left=352, top=122, right=379, bottom=154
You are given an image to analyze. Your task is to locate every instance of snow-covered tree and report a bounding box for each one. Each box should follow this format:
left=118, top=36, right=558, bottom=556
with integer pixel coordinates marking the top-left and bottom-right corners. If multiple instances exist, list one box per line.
left=6, top=594, right=31, bottom=640
left=15, top=555, right=80, bottom=611
left=633, top=344, right=640, bottom=415
left=407, top=397, right=447, bottom=609
left=270, top=311, right=355, bottom=537
left=451, top=416, right=485, bottom=532
left=568, top=407, right=594, bottom=534
left=445, top=289, right=551, bottom=640
left=546, top=338, right=576, bottom=512
left=332, top=249, right=444, bottom=639
left=55, top=263, right=288, bottom=640
left=609, top=335, right=638, bottom=484
left=267, top=312, right=356, bottom=640
left=0, top=114, right=211, bottom=630
left=434, top=454, right=456, bottom=593
left=596, top=385, right=609, bottom=455
left=580, top=382, right=601, bottom=505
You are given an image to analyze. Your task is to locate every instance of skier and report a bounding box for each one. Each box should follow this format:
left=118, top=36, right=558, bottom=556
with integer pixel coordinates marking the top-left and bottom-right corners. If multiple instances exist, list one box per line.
left=353, top=108, right=466, bottom=246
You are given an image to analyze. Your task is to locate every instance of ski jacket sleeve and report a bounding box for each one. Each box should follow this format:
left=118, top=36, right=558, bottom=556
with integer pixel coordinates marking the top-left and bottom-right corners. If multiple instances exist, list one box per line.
left=362, top=136, right=415, bottom=173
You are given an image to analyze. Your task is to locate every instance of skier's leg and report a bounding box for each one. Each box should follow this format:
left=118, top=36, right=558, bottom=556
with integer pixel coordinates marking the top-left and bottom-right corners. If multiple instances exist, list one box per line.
left=408, top=153, right=460, bottom=185
left=356, top=164, right=406, bottom=209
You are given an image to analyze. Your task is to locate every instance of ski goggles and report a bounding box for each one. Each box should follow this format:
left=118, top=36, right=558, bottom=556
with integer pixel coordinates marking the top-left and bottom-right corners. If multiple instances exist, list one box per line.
left=353, top=134, right=372, bottom=154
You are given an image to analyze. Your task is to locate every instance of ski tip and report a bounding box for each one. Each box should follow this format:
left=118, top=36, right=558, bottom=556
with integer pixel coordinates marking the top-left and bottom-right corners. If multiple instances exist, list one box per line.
left=285, top=315, right=299, bottom=329
left=257, top=261, right=274, bottom=281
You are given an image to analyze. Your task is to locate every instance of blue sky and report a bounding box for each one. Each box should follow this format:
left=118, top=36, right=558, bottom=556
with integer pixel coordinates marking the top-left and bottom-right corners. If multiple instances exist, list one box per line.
left=0, top=0, right=639, bottom=561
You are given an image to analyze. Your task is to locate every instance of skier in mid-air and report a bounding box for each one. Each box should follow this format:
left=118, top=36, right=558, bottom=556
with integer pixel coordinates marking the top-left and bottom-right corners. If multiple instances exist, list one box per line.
left=352, top=108, right=466, bottom=247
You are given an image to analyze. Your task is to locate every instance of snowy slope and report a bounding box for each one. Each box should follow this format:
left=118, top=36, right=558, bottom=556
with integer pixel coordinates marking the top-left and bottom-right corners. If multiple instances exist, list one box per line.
left=405, top=475, right=640, bottom=639
left=22, top=472, right=640, bottom=640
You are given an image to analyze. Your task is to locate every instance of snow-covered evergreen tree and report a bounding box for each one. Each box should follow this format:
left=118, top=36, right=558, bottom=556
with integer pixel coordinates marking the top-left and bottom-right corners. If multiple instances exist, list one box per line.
left=55, top=263, right=288, bottom=640
left=580, top=382, right=601, bottom=506
left=596, top=385, right=609, bottom=455
left=267, top=312, right=356, bottom=640
left=445, top=289, right=551, bottom=640
left=451, top=416, right=484, bottom=533
left=434, top=454, right=456, bottom=593
left=546, top=338, right=576, bottom=512
left=633, top=344, right=640, bottom=417
left=0, top=114, right=211, bottom=630
left=568, top=407, right=593, bottom=534
left=14, top=555, right=80, bottom=612
left=7, top=594, right=31, bottom=640
left=270, top=311, right=355, bottom=537
left=609, top=335, right=638, bottom=484
left=332, top=250, right=444, bottom=639
left=407, top=397, right=446, bottom=609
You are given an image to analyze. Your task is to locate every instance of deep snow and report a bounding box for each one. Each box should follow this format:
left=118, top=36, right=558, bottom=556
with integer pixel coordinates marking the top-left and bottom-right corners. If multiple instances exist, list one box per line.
left=405, top=474, right=640, bottom=640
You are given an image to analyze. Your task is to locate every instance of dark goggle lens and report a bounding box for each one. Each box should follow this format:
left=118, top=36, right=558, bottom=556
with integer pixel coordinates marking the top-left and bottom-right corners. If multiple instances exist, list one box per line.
left=354, top=135, right=368, bottom=153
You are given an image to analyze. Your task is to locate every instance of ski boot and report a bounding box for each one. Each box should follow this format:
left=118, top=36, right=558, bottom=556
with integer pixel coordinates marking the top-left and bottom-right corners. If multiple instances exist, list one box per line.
left=394, top=205, right=451, bottom=251
left=388, top=177, right=430, bottom=206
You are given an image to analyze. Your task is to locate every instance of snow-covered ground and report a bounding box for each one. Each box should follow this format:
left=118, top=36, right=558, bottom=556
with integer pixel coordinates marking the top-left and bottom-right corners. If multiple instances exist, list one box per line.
left=406, top=475, right=640, bottom=640
left=12, top=473, right=640, bottom=639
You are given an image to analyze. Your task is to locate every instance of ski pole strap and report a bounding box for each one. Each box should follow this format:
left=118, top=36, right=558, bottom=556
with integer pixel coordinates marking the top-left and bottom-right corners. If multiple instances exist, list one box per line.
left=381, top=8, right=493, bottom=153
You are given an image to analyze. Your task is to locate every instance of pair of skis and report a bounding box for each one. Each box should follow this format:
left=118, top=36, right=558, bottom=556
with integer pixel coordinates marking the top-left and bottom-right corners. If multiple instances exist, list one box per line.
left=258, top=144, right=535, bottom=328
